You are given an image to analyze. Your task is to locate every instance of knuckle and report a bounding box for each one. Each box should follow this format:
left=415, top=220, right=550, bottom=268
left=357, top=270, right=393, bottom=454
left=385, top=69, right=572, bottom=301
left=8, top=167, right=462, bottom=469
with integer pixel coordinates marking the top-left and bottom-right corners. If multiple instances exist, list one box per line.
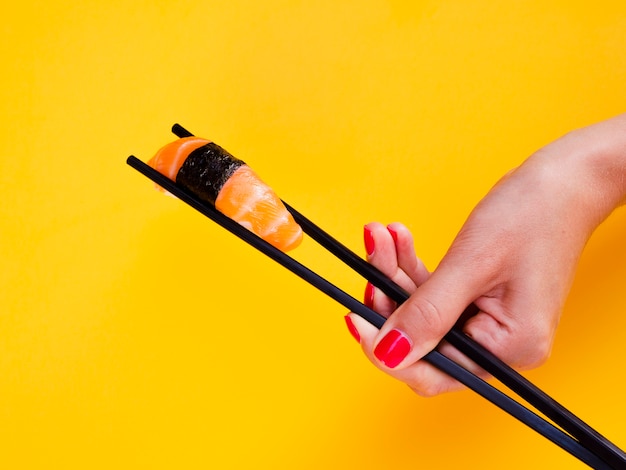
left=507, top=317, right=555, bottom=370
left=523, top=334, right=553, bottom=369
left=406, top=296, right=446, bottom=338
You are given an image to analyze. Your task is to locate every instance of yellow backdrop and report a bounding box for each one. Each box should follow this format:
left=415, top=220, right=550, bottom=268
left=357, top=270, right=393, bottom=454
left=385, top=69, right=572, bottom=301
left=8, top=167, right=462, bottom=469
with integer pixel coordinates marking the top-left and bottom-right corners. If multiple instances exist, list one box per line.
left=2, top=1, right=625, bottom=468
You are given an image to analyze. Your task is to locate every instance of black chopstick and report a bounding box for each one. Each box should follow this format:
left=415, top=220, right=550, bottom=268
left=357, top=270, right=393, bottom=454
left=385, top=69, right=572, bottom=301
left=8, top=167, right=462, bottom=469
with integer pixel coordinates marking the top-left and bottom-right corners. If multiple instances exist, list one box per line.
left=168, top=124, right=626, bottom=468
left=283, top=201, right=626, bottom=469
left=127, top=152, right=612, bottom=469
left=170, top=123, right=626, bottom=469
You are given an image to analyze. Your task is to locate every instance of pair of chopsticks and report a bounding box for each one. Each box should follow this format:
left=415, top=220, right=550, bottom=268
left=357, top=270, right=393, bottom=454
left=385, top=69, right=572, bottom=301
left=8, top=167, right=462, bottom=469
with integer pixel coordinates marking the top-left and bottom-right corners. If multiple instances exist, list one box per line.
left=127, top=124, right=626, bottom=469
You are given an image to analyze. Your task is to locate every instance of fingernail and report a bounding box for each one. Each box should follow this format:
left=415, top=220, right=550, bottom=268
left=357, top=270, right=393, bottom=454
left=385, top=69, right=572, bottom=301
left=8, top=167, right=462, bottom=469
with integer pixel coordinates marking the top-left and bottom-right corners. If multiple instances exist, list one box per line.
left=387, top=226, right=398, bottom=244
left=364, top=226, right=375, bottom=256
left=374, top=329, right=412, bottom=368
left=344, top=315, right=361, bottom=343
left=364, top=282, right=375, bottom=308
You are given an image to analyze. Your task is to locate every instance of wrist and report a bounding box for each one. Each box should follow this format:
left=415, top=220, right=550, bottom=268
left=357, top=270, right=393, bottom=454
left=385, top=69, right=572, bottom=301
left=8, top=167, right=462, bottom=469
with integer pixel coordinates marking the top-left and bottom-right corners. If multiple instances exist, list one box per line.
left=583, top=115, right=626, bottom=208
left=533, top=114, right=626, bottom=233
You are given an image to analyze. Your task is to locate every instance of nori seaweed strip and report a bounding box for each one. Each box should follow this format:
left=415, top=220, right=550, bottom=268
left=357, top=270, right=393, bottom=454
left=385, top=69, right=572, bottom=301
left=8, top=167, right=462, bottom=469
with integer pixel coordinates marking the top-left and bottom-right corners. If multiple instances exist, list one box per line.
left=176, top=142, right=245, bottom=205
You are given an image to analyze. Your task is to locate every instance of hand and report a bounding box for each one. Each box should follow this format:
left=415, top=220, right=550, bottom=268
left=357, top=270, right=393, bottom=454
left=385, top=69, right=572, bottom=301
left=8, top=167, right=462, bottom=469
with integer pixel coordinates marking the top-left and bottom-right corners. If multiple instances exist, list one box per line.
left=345, top=113, right=626, bottom=396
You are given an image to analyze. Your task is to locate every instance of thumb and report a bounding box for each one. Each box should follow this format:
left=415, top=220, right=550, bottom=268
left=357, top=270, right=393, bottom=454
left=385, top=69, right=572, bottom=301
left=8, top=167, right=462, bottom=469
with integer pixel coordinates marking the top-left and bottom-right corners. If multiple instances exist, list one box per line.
left=371, top=266, right=479, bottom=369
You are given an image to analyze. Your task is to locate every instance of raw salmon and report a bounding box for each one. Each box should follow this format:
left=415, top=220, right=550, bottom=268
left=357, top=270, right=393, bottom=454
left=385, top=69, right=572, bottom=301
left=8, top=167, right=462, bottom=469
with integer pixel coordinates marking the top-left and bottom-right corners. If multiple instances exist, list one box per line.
left=148, top=137, right=303, bottom=252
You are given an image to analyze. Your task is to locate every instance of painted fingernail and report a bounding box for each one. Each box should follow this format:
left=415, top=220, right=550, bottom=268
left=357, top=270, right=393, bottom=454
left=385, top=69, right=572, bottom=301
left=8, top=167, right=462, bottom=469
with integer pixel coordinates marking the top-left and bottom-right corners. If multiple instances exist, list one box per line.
left=374, top=329, right=412, bottom=368
left=387, top=226, right=398, bottom=244
left=364, top=282, right=375, bottom=308
left=364, top=226, right=375, bottom=256
left=344, top=315, right=361, bottom=343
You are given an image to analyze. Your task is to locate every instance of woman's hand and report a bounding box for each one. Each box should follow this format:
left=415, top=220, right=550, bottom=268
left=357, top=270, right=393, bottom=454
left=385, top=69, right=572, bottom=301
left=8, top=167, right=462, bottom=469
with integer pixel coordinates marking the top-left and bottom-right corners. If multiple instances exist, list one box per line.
left=346, top=113, right=626, bottom=396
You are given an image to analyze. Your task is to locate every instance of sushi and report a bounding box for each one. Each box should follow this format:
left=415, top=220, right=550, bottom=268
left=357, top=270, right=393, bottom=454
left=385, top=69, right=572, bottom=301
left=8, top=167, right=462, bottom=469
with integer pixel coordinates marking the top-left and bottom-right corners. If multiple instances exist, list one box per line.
left=148, top=136, right=303, bottom=252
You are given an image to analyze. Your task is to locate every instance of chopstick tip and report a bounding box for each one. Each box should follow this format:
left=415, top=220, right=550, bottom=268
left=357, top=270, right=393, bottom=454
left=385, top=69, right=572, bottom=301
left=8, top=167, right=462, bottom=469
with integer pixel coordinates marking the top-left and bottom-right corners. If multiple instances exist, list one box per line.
left=171, top=123, right=193, bottom=138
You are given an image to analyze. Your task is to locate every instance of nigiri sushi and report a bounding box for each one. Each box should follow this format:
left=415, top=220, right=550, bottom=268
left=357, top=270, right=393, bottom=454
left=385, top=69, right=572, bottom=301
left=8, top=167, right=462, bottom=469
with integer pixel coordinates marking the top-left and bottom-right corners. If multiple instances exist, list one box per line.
left=148, top=136, right=303, bottom=252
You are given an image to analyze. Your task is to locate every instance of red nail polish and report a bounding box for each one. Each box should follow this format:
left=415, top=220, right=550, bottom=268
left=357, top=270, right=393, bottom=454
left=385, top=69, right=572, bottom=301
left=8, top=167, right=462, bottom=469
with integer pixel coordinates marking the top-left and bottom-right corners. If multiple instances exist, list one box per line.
left=374, top=329, right=411, bottom=368
left=387, top=226, right=398, bottom=244
left=364, top=282, right=375, bottom=308
left=364, top=226, right=375, bottom=256
left=344, top=315, right=361, bottom=343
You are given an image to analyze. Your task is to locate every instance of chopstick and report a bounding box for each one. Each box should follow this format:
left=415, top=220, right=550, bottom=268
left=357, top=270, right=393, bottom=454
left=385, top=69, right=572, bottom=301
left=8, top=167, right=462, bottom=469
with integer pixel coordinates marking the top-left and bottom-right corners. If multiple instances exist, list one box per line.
left=125, top=127, right=622, bottom=469
left=125, top=155, right=608, bottom=469
left=169, top=124, right=625, bottom=467
left=284, top=197, right=626, bottom=469
left=170, top=123, right=626, bottom=469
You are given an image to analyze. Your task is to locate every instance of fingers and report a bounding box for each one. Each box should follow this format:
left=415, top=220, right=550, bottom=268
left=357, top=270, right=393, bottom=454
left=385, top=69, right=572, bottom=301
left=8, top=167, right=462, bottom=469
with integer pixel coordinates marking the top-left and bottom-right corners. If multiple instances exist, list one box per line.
left=345, top=313, right=469, bottom=396
left=372, top=262, right=480, bottom=369
left=385, top=222, right=429, bottom=286
left=349, top=222, right=487, bottom=396
left=363, top=222, right=401, bottom=316
left=354, top=225, right=493, bottom=395
left=363, top=222, right=429, bottom=317
left=364, top=222, right=429, bottom=288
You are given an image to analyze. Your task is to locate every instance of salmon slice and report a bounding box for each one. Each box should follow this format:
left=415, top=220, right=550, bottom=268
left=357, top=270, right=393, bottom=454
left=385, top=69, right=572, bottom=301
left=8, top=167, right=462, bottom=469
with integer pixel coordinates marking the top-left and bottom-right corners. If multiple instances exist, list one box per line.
left=215, top=165, right=303, bottom=252
left=148, top=137, right=303, bottom=252
left=147, top=137, right=210, bottom=191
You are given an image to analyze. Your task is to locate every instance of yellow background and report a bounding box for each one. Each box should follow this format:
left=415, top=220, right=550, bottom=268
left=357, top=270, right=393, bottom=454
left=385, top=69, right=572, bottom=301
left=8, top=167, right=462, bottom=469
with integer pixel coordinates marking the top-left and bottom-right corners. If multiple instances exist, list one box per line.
left=2, top=1, right=625, bottom=468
